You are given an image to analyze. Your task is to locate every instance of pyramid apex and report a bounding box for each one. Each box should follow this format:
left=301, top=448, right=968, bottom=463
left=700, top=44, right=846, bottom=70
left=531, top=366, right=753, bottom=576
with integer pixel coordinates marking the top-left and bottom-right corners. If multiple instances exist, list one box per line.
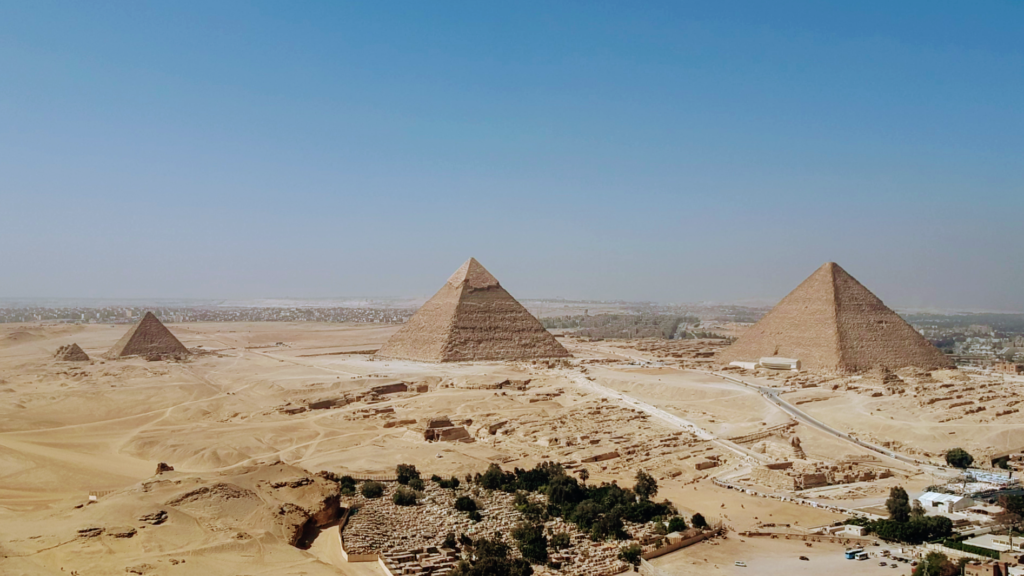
left=447, top=258, right=500, bottom=289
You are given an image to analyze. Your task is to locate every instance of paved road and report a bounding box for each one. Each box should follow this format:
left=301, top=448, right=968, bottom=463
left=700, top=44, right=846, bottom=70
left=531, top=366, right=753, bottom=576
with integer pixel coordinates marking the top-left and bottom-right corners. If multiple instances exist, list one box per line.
left=570, top=373, right=769, bottom=464
left=704, top=370, right=953, bottom=477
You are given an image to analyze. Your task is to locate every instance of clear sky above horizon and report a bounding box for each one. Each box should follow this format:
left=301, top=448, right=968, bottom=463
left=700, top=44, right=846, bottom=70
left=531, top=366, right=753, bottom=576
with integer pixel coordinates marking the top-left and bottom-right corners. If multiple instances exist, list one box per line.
left=1, top=2, right=1022, bottom=311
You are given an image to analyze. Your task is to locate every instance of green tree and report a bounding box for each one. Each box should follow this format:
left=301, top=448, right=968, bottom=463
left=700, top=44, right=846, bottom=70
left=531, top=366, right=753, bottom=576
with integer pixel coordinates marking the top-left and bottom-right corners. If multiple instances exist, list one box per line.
left=550, top=532, right=571, bottom=550
left=945, top=447, right=974, bottom=471
left=691, top=513, right=708, bottom=530
left=578, top=468, right=590, bottom=486
left=667, top=516, right=688, bottom=533
left=886, top=486, right=911, bottom=523
left=634, top=469, right=658, bottom=501
left=511, top=522, right=548, bottom=564
left=998, top=495, right=1024, bottom=551
left=618, top=543, right=643, bottom=566
left=911, top=500, right=926, bottom=519
left=443, top=532, right=458, bottom=549
left=913, top=552, right=957, bottom=576
left=396, top=464, right=420, bottom=485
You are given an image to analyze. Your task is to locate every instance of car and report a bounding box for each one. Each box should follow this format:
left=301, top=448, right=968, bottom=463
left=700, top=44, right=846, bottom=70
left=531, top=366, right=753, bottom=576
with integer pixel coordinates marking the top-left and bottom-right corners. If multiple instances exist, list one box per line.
left=879, top=562, right=887, bottom=567
left=735, top=561, right=747, bottom=567
left=891, top=565, right=898, bottom=569
left=799, top=556, right=809, bottom=561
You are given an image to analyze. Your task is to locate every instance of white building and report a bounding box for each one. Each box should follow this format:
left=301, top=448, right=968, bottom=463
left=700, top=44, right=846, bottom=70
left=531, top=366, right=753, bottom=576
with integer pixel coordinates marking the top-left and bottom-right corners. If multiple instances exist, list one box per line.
left=918, top=492, right=974, bottom=513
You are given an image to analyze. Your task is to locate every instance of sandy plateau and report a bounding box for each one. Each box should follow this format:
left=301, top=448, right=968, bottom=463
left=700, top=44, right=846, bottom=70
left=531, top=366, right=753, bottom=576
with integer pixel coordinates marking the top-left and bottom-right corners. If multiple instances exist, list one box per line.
left=0, top=321, right=1012, bottom=575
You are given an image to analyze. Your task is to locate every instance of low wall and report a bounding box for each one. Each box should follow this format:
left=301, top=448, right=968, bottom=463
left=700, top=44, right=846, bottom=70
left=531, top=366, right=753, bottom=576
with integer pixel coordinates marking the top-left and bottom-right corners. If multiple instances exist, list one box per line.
left=639, top=558, right=667, bottom=576
left=642, top=529, right=722, bottom=561
left=738, top=530, right=874, bottom=545
left=921, top=542, right=994, bottom=563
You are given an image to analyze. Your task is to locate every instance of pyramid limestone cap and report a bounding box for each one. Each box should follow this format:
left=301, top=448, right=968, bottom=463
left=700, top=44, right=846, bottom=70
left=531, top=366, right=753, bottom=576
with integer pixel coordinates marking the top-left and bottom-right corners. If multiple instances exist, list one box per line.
left=446, top=258, right=500, bottom=290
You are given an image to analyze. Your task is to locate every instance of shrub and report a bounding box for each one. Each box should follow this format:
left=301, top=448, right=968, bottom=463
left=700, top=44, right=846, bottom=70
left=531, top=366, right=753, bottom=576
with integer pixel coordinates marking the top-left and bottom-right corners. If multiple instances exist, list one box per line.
left=396, top=464, right=420, bottom=485
left=393, top=487, right=418, bottom=506
left=339, top=475, right=357, bottom=495
left=361, top=481, right=385, bottom=498
left=618, top=543, right=643, bottom=566
left=443, top=532, right=458, bottom=550
left=667, top=516, right=688, bottom=533
left=437, top=476, right=461, bottom=489
left=692, top=513, right=708, bottom=530
left=468, top=510, right=482, bottom=522
left=455, top=496, right=478, bottom=512
left=550, top=532, right=571, bottom=550
left=409, top=477, right=425, bottom=491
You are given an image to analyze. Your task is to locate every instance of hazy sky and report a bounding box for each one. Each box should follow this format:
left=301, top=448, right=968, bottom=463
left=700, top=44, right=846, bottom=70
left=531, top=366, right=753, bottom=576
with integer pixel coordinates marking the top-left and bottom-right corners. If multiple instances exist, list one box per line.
left=1, top=2, right=1021, bottom=310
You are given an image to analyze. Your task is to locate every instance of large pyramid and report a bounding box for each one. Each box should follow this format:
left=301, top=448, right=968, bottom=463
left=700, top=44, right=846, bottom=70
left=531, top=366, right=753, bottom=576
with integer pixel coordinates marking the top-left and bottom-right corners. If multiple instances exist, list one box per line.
left=376, top=258, right=571, bottom=362
left=718, top=262, right=952, bottom=373
left=107, top=312, right=190, bottom=359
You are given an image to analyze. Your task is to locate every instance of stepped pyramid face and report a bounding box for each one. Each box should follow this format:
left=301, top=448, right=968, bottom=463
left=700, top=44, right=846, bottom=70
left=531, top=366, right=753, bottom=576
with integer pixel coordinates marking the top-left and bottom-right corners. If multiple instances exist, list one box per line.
left=718, top=262, right=952, bottom=373
left=106, top=312, right=189, bottom=358
left=54, top=343, right=90, bottom=362
left=377, top=258, right=571, bottom=362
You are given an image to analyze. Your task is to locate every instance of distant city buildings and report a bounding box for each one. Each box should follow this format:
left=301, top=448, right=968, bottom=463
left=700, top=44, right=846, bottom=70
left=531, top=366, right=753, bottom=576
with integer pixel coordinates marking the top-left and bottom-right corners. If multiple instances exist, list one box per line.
left=0, top=306, right=413, bottom=325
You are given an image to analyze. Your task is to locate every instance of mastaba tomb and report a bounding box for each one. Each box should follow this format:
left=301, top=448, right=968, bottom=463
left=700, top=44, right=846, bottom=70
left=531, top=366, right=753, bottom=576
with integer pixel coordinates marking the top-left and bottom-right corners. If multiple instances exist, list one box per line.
left=106, top=312, right=190, bottom=358
left=376, top=258, right=571, bottom=362
left=718, top=262, right=952, bottom=373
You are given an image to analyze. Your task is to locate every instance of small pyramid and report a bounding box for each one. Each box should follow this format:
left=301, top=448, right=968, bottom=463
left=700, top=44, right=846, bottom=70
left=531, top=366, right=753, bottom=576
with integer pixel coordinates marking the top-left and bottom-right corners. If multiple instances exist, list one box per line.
left=54, top=343, right=90, bottom=362
left=106, top=312, right=189, bottom=359
left=377, top=258, right=571, bottom=362
left=718, top=262, right=952, bottom=373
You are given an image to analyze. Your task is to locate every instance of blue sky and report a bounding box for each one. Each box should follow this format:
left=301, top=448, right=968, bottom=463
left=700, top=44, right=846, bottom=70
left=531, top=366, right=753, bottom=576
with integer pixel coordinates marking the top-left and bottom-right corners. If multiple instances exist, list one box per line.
left=1, top=2, right=1021, bottom=310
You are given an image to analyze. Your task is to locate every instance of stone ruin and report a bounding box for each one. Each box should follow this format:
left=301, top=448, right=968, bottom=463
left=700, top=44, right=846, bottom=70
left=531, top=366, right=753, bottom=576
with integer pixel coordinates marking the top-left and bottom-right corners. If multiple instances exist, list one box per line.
left=750, top=457, right=894, bottom=491
left=422, top=416, right=472, bottom=443
left=54, top=343, right=90, bottom=362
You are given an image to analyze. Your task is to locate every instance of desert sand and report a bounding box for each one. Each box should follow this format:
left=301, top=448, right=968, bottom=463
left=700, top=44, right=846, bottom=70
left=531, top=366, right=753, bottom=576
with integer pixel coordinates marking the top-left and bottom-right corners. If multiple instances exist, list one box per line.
left=0, top=321, right=991, bottom=575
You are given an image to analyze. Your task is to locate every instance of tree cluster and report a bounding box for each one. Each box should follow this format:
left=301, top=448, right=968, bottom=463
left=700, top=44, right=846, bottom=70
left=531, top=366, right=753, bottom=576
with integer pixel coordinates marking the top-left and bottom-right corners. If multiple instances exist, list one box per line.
left=862, top=486, right=953, bottom=544
left=448, top=535, right=533, bottom=576
left=472, top=463, right=681, bottom=542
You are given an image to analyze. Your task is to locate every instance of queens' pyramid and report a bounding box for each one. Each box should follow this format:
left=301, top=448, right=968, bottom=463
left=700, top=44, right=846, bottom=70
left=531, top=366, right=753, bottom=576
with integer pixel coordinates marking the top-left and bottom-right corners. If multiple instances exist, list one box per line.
left=54, top=343, right=90, bottom=362
left=106, top=312, right=190, bottom=359
left=718, top=262, right=952, bottom=373
left=377, top=258, right=571, bottom=362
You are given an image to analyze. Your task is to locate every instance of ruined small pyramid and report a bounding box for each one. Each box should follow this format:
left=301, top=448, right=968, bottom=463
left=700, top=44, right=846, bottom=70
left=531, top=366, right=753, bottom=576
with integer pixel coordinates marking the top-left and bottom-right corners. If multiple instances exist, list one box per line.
left=106, top=312, right=189, bottom=359
left=54, top=343, right=90, bottom=362
left=377, top=258, right=571, bottom=362
left=718, top=262, right=952, bottom=373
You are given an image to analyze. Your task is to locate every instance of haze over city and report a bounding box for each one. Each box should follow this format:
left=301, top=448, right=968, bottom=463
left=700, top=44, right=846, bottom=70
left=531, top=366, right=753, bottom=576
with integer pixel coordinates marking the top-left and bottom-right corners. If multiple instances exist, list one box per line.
left=1, top=1, right=1022, bottom=309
